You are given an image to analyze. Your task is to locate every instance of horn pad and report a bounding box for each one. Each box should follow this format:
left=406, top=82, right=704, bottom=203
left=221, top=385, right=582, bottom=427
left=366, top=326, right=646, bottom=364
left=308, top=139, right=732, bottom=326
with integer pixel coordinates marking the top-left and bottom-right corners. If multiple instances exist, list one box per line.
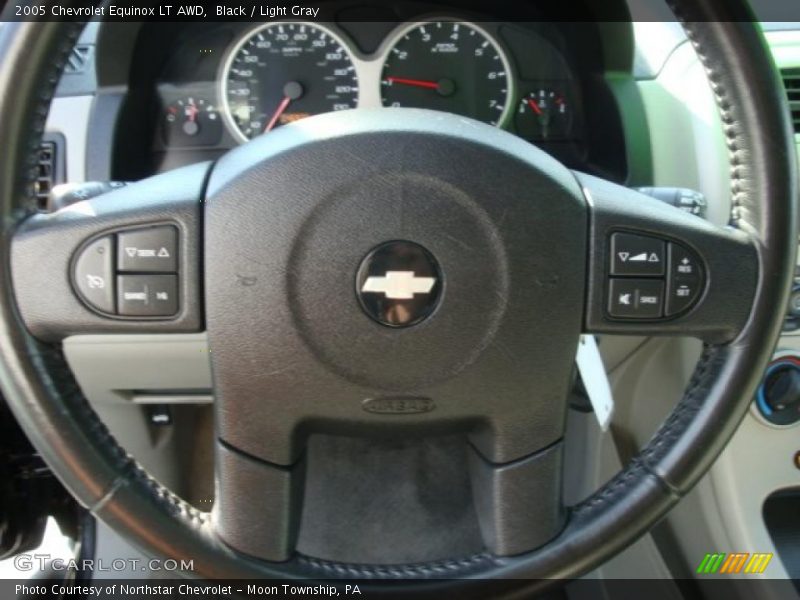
left=204, top=109, right=587, bottom=465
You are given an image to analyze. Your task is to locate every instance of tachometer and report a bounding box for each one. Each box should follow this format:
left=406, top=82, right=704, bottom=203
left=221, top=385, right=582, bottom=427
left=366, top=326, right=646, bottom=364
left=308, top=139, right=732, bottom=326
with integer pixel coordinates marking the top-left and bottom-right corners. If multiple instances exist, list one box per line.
left=380, top=21, right=513, bottom=126
left=221, top=22, right=358, bottom=142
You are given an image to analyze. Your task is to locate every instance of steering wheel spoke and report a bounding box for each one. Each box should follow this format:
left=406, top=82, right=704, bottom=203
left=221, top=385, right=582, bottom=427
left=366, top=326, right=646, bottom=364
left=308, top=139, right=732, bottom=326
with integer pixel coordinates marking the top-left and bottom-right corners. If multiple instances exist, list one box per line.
left=214, top=441, right=306, bottom=562
left=468, top=440, right=564, bottom=556
left=578, top=172, right=759, bottom=343
left=10, top=163, right=208, bottom=340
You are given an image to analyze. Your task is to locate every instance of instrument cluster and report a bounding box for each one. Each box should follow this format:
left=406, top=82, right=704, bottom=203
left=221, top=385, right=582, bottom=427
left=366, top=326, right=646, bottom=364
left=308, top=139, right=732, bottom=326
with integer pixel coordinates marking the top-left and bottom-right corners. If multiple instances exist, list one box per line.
left=154, top=18, right=583, bottom=156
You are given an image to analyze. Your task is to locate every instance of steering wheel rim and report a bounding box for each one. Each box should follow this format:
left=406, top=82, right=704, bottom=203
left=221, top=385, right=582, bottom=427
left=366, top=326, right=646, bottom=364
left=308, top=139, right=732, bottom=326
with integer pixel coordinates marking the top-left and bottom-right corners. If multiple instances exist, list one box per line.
left=0, top=1, right=796, bottom=592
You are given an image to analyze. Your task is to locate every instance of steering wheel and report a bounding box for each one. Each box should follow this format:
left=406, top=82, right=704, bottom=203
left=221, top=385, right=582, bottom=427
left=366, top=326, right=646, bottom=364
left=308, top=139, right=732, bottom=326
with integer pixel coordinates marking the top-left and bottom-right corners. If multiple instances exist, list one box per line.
left=0, top=1, right=796, bottom=593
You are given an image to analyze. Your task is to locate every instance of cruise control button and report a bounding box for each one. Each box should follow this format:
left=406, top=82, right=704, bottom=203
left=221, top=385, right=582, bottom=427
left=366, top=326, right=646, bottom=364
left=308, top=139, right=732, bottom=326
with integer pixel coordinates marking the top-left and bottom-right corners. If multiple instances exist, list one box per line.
left=666, top=243, right=703, bottom=316
left=73, top=235, right=115, bottom=314
left=608, top=279, right=664, bottom=319
left=117, top=274, right=178, bottom=317
left=666, top=279, right=702, bottom=316
left=117, top=226, right=177, bottom=273
left=610, top=233, right=665, bottom=277
left=668, top=242, right=701, bottom=280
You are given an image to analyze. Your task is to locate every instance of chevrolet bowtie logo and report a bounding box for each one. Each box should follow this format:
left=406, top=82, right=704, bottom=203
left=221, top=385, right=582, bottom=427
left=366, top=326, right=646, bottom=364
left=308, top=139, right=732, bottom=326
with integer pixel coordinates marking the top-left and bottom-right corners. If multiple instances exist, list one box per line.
left=357, top=241, right=442, bottom=327
left=361, top=271, right=437, bottom=300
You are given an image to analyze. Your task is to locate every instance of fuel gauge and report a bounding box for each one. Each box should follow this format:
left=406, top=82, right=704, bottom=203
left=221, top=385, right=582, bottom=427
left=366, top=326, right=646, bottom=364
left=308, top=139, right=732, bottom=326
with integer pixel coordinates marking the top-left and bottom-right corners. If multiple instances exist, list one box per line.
left=516, top=88, right=571, bottom=140
left=163, top=97, right=222, bottom=147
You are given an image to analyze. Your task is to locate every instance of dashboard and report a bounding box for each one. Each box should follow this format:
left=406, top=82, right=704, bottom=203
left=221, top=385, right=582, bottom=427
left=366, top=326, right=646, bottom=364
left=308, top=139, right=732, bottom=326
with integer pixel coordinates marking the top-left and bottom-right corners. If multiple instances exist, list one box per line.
left=97, top=4, right=634, bottom=183
left=163, top=20, right=577, bottom=143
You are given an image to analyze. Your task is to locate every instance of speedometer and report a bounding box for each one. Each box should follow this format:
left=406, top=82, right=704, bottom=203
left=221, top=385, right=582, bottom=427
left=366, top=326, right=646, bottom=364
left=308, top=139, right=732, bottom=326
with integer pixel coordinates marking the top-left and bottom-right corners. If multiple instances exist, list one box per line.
left=221, top=22, right=358, bottom=142
left=381, top=21, right=513, bottom=126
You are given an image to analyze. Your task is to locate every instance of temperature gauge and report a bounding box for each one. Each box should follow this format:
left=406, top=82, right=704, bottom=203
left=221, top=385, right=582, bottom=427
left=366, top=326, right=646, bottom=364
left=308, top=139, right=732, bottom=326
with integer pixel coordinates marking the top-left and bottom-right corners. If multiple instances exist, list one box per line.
left=163, top=97, right=222, bottom=147
left=516, top=88, right=571, bottom=140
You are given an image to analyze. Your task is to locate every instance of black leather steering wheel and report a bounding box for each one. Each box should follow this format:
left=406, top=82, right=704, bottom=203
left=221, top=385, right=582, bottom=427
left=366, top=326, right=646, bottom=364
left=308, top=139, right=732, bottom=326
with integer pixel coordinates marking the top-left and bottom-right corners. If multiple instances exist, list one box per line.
left=0, top=1, right=797, bottom=594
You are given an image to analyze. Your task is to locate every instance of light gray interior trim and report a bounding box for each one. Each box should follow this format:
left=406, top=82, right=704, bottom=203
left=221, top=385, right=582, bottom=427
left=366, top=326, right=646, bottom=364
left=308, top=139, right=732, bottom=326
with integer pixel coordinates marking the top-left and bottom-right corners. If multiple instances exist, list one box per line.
left=768, top=27, right=800, bottom=339
left=632, top=22, right=686, bottom=79
left=63, top=334, right=214, bottom=505
left=63, top=333, right=212, bottom=405
left=710, top=345, right=800, bottom=578
left=130, top=394, right=213, bottom=405
left=636, top=41, right=732, bottom=227
left=563, top=409, right=678, bottom=584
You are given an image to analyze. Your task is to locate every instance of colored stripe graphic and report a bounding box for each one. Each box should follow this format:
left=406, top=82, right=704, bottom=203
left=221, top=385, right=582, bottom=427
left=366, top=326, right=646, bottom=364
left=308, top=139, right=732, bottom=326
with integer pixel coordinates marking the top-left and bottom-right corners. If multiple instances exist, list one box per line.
left=719, top=553, right=749, bottom=574
left=697, top=553, right=726, bottom=574
left=744, top=553, right=773, bottom=574
left=696, top=552, right=773, bottom=575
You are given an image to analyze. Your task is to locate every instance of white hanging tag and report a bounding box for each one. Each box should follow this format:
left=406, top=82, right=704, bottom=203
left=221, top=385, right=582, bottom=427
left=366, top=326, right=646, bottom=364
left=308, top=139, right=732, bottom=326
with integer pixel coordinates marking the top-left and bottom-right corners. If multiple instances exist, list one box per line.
left=575, top=335, right=614, bottom=431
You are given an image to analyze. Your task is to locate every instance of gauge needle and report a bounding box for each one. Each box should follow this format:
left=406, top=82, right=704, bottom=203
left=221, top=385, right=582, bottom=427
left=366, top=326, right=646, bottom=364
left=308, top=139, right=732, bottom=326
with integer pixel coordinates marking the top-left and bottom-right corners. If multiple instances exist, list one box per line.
left=264, top=96, right=292, bottom=133
left=384, top=76, right=440, bottom=90
left=527, top=98, right=543, bottom=116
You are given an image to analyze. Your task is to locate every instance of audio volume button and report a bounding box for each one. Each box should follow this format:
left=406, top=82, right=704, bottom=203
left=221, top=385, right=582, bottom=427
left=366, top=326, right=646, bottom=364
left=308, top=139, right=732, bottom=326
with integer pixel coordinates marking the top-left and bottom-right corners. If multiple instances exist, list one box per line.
left=117, top=225, right=177, bottom=273
left=610, top=233, right=666, bottom=277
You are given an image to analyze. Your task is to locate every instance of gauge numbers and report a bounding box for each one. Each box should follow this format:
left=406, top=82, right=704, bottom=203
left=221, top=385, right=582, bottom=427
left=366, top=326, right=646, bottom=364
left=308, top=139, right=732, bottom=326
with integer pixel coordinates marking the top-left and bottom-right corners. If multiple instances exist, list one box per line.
left=381, top=21, right=513, bottom=126
left=221, top=22, right=359, bottom=142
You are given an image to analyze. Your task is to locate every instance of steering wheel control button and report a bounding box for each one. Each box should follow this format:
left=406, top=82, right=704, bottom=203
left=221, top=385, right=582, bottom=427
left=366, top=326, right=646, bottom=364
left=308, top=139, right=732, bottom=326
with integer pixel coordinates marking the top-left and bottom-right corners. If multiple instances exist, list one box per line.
left=117, top=274, right=178, bottom=317
left=117, top=225, right=177, bottom=273
left=610, top=233, right=666, bottom=277
left=73, top=235, right=115, bottom=314
left=668, top=242, right=701, bottom=280
left=356, top=241, right=442, bottom=328
left=665, top=242, right=704, bottom=316
left=608, top=278, right=664, bottom=319
left=666, top=277, right=702, bottom=316
left=606, top=234, right=704, bottom=320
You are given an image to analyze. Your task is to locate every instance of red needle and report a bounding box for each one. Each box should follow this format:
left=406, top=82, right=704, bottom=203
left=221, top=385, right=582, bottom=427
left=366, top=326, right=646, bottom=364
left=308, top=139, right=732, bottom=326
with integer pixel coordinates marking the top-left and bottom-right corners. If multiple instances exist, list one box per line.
left=264, top=96, right=291, bottom=133
left=186, top=103, right=199, bottom=122
left=527, top=98, right=543, bottom=116
left=385, top=76, right=440, bottom=90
